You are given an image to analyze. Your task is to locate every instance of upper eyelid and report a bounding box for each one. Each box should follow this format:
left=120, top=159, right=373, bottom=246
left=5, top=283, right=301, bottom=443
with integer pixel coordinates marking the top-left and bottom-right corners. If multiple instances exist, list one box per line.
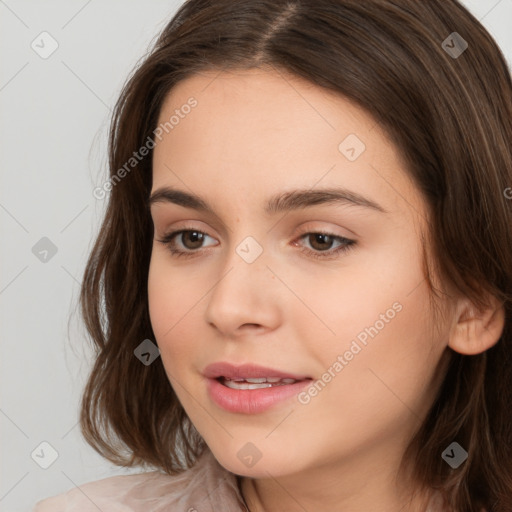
left=154, top=216, right=358, bottom=236
left=158, top=221, right=352, bottom=236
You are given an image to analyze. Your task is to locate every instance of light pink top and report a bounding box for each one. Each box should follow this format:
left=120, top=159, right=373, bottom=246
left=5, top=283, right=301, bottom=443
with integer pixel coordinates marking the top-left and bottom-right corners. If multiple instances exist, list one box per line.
left=33, top=449, right=247, bottom=512
left=32, top=448, right=474, bottom=511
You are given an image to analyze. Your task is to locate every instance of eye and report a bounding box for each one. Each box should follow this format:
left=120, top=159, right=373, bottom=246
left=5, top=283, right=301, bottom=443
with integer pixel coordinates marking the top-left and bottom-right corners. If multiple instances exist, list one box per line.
left=156, top=227, right=217, bottom=258
left=156, top=226, right=356, bottom=260
left=294, top=231, right=356, bottom=260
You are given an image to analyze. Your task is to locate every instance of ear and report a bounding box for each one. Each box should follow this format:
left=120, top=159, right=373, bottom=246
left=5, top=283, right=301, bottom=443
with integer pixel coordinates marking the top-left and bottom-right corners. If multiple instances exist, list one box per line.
left=448, top=294, right=505, bottom=355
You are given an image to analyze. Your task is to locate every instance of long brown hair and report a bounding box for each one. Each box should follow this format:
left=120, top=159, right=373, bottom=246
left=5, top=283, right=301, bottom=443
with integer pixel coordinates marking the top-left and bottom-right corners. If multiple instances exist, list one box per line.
left=79, top=1, right=512, bottom=510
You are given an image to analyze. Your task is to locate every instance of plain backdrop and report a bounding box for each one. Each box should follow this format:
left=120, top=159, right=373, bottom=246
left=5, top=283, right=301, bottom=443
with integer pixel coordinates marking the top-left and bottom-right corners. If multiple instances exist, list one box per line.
left=1, top=1, right=511, bottom=511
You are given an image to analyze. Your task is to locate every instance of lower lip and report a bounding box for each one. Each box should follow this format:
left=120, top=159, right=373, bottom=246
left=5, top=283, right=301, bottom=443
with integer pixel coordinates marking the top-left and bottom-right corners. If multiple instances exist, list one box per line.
left=205, top=377, right=311, bottom=414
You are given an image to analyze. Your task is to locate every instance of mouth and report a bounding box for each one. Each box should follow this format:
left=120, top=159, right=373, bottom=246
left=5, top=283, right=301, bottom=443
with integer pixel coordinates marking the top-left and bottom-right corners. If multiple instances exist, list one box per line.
left=217, top=376, right=304, bottom=390
left=203, top=362, right=313, bottom=414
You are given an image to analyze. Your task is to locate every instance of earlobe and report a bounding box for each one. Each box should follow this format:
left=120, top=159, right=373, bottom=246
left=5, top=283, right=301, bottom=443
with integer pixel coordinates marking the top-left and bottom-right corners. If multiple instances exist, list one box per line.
left=448, top=295, right=505, bottom=355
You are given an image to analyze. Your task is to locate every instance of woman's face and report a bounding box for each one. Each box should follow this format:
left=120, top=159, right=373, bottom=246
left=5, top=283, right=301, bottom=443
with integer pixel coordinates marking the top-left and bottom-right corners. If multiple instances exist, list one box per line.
left=148, top=68, right=452, bottom=480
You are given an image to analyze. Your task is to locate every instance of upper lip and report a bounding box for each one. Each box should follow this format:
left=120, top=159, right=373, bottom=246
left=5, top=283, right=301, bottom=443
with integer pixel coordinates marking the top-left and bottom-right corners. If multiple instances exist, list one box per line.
left=203, top=362, right=311, bottom=380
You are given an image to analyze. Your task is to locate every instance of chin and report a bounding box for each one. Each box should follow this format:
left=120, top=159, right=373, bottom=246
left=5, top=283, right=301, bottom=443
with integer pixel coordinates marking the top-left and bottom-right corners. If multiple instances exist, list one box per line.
left=207, top=441, right=303, bottom=478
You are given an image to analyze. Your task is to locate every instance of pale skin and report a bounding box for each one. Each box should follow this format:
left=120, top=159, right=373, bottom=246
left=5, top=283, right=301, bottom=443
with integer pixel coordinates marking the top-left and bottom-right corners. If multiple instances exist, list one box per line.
left=147, top=67, right=504, bottom=512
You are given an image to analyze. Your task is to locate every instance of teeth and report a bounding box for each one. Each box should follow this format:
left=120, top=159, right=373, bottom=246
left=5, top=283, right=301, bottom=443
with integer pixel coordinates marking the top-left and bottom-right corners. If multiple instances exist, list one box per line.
left=221, top=377, right=299, bottom=389
left=224, top=380, right=274, bottom=390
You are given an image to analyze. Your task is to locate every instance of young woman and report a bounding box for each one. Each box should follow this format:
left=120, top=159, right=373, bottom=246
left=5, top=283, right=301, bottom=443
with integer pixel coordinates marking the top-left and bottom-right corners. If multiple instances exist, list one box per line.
left=34, top=0, right=512, bottom=510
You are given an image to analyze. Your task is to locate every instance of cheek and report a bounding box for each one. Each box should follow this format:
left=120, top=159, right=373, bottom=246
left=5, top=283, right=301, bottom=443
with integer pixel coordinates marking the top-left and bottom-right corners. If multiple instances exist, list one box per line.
left=148, top=256, right=171, bottom=338
left=147, top=255, right=191, bottom=355
left=310, top=283, right=443, bottom=431
left=147, top=251, right=215, bottom=380
left=300, top=241, right=427, bottom=354
left=304, top=242, right=443, bottom=404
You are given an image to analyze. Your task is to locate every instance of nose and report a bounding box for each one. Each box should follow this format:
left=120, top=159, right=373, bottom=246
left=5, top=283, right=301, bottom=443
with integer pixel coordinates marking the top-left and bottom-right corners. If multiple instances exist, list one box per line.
left=204, top=239, right=282, bottom=338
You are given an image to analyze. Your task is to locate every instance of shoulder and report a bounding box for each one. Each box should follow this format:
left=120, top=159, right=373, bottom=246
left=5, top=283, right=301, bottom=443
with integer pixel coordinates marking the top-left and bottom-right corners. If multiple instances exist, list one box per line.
left=32, top=470, right=175, bottom=511
left=32, top=449, right=247, bottom=512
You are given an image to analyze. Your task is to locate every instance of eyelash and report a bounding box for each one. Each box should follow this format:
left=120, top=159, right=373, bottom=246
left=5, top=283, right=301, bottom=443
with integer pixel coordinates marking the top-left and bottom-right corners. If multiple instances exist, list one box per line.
left=156, top=225, right=356, bottom=260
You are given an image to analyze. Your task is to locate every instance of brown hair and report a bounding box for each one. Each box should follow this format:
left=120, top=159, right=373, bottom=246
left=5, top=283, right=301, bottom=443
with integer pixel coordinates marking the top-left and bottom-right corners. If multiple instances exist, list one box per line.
left=79, top=1, right=512, bottom=510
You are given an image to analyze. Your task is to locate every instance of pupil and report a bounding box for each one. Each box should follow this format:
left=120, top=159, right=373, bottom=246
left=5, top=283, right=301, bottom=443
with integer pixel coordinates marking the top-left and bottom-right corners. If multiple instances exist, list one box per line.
left=185, top=231, right=203, bottom=249
left=311, top=233, right=332, bottom=251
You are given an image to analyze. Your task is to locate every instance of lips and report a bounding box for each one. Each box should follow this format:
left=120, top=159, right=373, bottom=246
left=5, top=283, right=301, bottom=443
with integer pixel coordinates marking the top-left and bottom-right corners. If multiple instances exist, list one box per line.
left=203, top=362, right=311, bottom=381
left=203, top=362, right=313, bottom=414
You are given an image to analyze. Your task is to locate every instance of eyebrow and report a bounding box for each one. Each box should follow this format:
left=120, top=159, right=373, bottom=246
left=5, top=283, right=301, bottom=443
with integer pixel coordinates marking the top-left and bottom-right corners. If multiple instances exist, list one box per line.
left=148, top=186, right=388, bottom=215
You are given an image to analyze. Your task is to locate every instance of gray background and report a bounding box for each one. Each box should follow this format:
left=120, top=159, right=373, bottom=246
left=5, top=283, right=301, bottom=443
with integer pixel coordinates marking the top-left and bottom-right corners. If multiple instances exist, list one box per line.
left=1, top=1, right=511, bottom=510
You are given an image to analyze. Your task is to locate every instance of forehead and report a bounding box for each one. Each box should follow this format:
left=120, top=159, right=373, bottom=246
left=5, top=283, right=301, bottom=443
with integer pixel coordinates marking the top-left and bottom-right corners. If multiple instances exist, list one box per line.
left=157, top=67, right=377, bottom=144
left=151, top=68, right=424, bottom=223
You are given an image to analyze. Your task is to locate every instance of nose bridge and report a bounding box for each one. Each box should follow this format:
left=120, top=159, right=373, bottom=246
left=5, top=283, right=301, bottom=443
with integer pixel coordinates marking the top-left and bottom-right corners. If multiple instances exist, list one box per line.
left=212, top=231, right=269, bottom=300
left=204, top=229, right=279, bottom=333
